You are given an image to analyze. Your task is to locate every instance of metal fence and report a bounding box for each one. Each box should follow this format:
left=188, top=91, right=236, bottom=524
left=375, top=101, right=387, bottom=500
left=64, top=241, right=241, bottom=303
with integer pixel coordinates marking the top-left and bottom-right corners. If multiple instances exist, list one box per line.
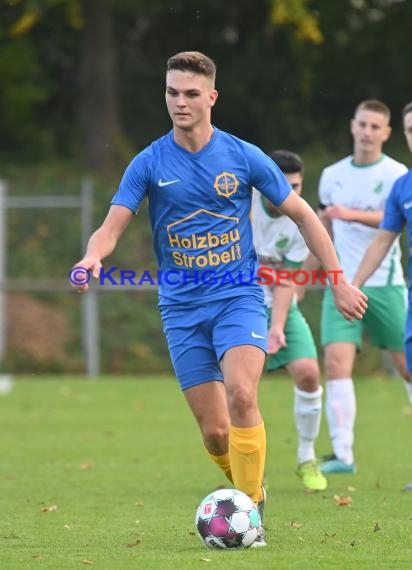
left=0, top=179, right=102, bottom=375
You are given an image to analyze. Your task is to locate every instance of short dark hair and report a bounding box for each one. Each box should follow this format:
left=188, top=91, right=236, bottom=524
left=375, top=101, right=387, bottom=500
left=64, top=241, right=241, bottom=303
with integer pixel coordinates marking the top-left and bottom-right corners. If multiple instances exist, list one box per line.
left=402, top=102, right=412, bottom=119
left=354, top=99, right=391, bottom=122
left=166, top=51, right=216, bottom=82
left=268, top=150, right=304, bottom=175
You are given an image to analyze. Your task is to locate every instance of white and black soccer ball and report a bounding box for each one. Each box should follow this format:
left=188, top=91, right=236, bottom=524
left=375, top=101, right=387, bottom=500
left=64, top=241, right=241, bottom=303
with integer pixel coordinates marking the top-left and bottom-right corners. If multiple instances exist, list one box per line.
left=195, top=488, right=261, bottom=549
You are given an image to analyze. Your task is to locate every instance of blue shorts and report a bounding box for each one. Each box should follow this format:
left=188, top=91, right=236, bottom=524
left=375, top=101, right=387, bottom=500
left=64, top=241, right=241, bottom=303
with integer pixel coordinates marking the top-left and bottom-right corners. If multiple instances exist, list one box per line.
left=160, top=295, right=267, bottom=390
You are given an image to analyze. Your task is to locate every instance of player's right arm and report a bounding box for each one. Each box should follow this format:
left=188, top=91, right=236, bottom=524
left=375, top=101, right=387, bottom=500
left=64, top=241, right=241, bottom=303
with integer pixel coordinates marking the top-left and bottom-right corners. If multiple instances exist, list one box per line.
left=296, top=207, right=331, bottom=302
left=352, top=174, right=407, bottom=288
left=352, top=229, right=399, bottom=288
left=323, top=204, right=383, bottom=228
left=268, top=271, right=294, bottom=354
left=71, top=205, right=134, bottom=293
left=278, top=191, right=367, bottom=321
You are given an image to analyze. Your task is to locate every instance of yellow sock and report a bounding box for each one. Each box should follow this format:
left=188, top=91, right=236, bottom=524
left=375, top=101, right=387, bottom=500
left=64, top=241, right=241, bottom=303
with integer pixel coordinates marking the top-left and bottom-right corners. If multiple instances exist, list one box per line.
left=207, top=451, right=233, bottom=483
left=229, top=422, right=266, bottom=504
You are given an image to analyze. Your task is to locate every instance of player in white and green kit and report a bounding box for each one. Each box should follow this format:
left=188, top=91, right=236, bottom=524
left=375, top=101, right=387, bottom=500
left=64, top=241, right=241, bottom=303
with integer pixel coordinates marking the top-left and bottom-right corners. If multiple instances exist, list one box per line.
left=313, top=100, right=409, bottom=474
left=252, top=150, right=327, bottom=491
left=352, top=102, right=412, bottom=489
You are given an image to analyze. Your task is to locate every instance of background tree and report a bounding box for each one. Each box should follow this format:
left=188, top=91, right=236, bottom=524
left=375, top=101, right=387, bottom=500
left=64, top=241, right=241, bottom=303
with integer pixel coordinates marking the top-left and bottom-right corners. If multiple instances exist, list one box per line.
left=3, top=0, right=411, bottom=170
left=3, top=0, right=130, bottom=172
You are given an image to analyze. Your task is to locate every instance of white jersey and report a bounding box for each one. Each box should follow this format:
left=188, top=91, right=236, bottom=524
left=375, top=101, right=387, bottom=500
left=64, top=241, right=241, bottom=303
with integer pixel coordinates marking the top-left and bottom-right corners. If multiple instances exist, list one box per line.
left=252, top=188, right=308, bottom=306
left=319, top=154, right=408, bottom=286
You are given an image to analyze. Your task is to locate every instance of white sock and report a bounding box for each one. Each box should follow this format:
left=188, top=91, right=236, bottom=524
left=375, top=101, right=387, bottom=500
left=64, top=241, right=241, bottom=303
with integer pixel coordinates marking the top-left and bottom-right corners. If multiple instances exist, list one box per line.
left=294, top=386, right=323, bottom=464
left=404, top=381, right=412, bottom=404
left=325, top=378, right=356, bottom=464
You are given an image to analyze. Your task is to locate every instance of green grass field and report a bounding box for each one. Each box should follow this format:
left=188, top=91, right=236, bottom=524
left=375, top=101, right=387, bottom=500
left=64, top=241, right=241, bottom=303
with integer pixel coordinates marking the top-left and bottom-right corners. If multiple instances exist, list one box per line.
left=1, top=375, right=412, bottom=569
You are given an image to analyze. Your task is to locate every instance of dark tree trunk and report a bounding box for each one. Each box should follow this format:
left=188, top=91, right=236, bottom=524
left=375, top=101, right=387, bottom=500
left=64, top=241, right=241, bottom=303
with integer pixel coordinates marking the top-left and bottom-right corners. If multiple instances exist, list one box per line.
left=79, top=0, right=129, bottom=174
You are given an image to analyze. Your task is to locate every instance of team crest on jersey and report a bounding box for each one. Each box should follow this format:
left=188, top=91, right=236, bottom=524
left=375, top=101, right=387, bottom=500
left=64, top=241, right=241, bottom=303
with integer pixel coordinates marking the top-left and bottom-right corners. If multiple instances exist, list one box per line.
left=275, top=235, right=289, bottom=250
left=373, top=181, right=383, bottom=194
left=214, top=172, right=239, bottom=198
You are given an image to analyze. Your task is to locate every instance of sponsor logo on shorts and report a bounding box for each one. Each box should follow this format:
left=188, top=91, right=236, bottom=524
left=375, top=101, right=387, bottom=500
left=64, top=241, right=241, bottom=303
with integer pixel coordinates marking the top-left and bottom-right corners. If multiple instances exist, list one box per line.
left=251, top=331, right=265, bottom=339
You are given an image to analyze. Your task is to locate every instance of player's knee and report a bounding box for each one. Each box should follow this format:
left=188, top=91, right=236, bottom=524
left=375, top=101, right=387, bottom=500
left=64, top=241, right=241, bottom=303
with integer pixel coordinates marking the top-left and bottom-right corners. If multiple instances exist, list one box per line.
left=202, top=425, right=229, bottom=453
left=398, top=363, right=410, bottom=382
left=296, top=371, right=320, bottom=392
left=324, top=353, right=349, bottom=378
left=227, top=384, right=257, bottom=417
left=293, top=360, right=320, bottom=392
left=390, top=351, right=410, bottom=381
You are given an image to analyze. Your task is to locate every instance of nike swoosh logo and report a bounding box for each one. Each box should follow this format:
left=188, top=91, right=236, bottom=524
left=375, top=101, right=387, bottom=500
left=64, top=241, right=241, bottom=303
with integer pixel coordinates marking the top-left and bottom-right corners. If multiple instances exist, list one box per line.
left=158, top=179, right=180, bottom=187
left=251, top=331, right=266, bottom=339
left=404, top=202, right=412, bottom=210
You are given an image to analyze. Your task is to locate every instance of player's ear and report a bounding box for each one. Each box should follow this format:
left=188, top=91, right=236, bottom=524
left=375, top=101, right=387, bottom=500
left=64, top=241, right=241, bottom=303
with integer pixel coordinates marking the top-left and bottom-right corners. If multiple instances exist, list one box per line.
left=382, top=125, right=392, bottom=142
left=209, top=89, right=218, bottom=107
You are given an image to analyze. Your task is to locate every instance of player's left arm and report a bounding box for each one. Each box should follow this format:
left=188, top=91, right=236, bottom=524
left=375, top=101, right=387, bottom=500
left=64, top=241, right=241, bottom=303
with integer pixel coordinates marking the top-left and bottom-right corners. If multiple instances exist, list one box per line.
left=278, top=191, right=367, bottom=321
left=352, top=229, right=399, bottom=288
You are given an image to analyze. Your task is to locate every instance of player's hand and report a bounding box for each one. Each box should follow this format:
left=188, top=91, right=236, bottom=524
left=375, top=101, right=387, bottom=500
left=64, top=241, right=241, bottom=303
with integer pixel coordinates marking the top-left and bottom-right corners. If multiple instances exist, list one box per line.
left=324, top=204, right=352, bottom=221
left=267, top=325, right=287, bottom=354
left=69, top=257, right=102, bottom=293
left=332, top=281, right=368, bottom=321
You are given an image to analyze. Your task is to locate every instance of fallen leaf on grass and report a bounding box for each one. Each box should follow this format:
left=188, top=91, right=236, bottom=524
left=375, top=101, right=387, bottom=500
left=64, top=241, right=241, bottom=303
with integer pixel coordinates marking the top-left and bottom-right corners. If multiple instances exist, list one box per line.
left=133, top=401, right=145, bottom=412
left=320, top=534, right=337, bottom=545
left=347, top=486, right=356, bottom=492
left=123, top=540, right=141, bottom=548
left=80, top=463, right=94, bottom=470
left=289, top=520, right=302, bottom=528
left=373, top=521, right=381, bottom=532
left=200, top=558, right=211, bottom=562
left=82, top=560, right=94, bottom=566
left=333, top=495, right=352, bottom=506
left=64, top=525, right=71, bottom=529
left=32, top=554, right=43, bottom=560
left=40, top=505, right=58, bottom=512
left=135, top=501, right=144, bottom=507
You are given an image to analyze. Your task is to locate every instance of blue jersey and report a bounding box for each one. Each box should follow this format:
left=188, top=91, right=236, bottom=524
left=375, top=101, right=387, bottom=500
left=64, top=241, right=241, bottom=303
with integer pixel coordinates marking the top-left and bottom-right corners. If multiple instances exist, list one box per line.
left=111, top=127, right=291, bottom=305
left=381, top=169, right=412, bottom=290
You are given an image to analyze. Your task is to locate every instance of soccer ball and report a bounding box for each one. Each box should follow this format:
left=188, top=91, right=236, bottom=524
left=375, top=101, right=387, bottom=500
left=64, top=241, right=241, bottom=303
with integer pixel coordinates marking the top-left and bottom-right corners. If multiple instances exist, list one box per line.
left=195, top=488, right=261, bottom=549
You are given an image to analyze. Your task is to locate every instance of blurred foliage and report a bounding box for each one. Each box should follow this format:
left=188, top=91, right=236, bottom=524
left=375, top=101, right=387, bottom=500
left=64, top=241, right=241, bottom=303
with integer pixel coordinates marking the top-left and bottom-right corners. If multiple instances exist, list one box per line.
left=1, top=0, right=411, bottom=165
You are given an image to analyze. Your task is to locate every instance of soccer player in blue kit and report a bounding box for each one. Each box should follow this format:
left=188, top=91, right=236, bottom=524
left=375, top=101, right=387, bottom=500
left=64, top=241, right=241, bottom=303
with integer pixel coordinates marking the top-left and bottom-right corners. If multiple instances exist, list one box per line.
left=71, top=51, right=367, bottom=546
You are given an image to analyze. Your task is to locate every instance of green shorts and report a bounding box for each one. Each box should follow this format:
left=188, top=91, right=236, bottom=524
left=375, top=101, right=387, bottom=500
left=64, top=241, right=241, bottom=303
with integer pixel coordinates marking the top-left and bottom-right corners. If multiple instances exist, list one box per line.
left=266, top=303, right=317, bottom=371
left=321, top=285, right=406, bottom=350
